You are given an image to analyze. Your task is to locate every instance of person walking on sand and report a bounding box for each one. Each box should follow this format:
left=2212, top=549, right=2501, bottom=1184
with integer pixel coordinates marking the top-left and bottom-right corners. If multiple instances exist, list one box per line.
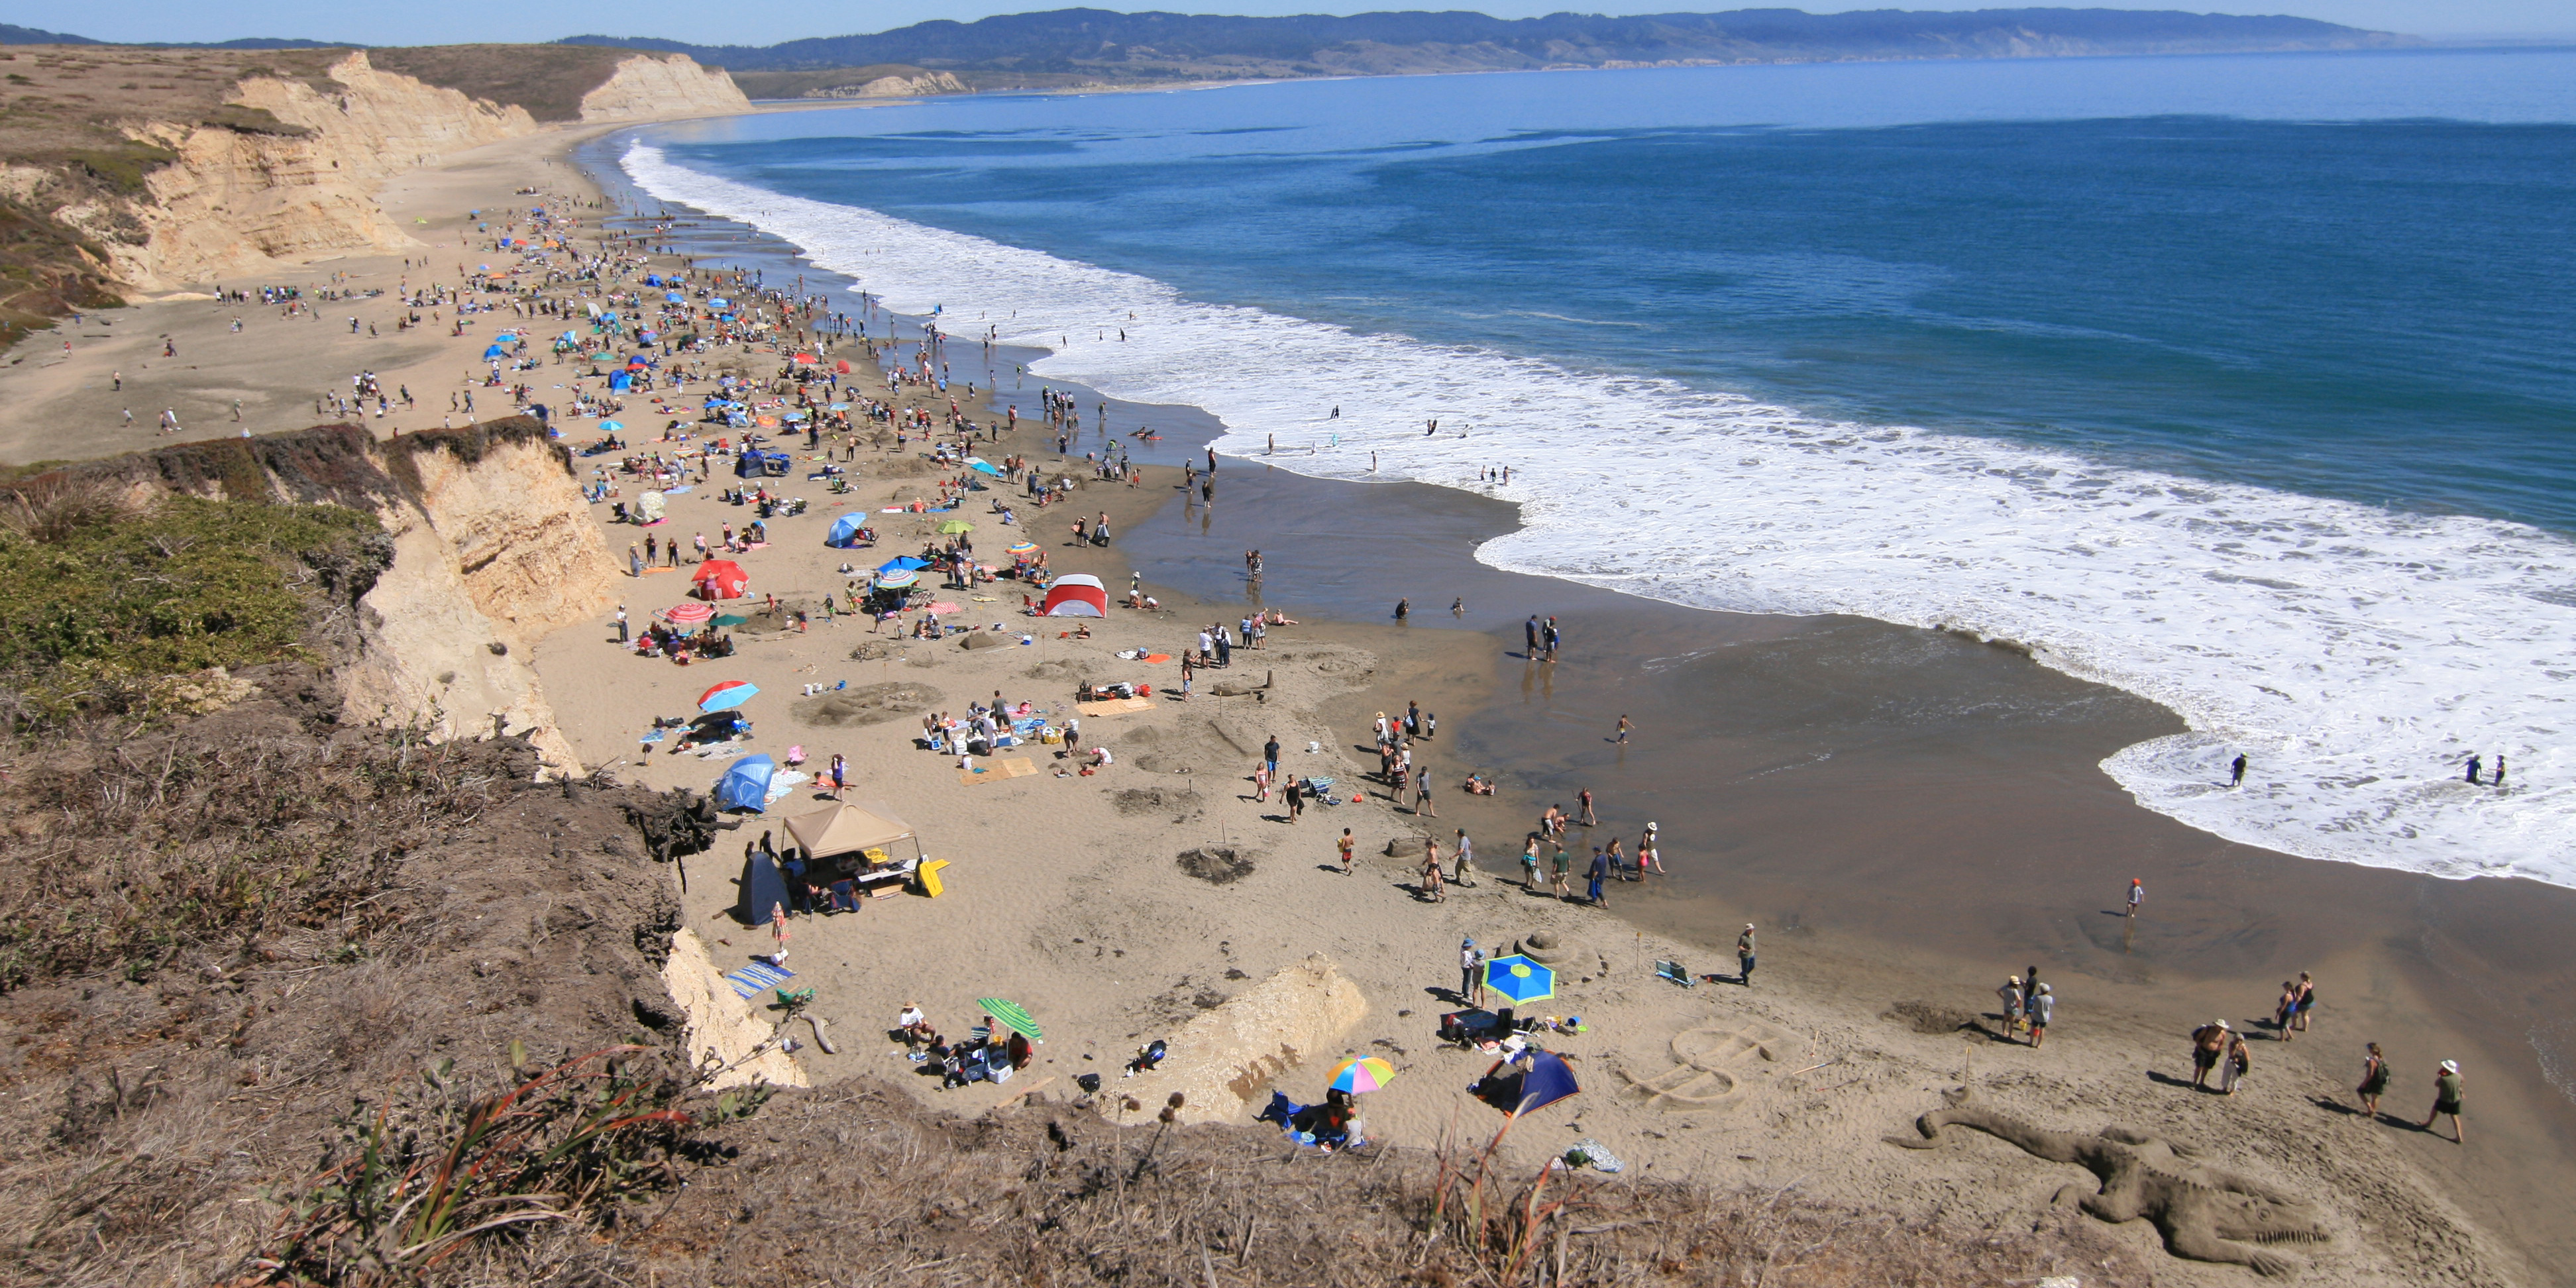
left=1415, top=773, right=1437, bottom=818
left=1737, top=924, right=1757, bottom=986
left=1638, top=824, right=1664, bottom=876
left=2190, top=1020, right=2229, bottom=1089
left=2274, top=981, right=2302, bottom=1042
left=1615, top=714, right=1631, bottom=745
left=2027, top=983, right=2053, bottom=1048
left=2231, top=753, right=2247, bottom=787
left=1263, top=734, right=1281, bottom=782
left=1521, top=834, right=1543, bottom=890
left=2420, top=1060, right=2464, bottom=1142
left=1337, top=828, right=1356, bottom=876
left=2126, top=877, right=2144, bottom=918
left=2355, top=1042, right=2392, bottom=1118
left=1285, top=773, right=1303, bottom=823
left=1550, top=842, right=1574, bottom=900
left=1585, top=845, right=1610, bottom=907
left=1422, top=841, right=1446, bottom=903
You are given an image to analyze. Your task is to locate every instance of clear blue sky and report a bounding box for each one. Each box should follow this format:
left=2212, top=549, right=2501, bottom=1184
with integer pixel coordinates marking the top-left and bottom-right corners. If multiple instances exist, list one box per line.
left=5, top=1, right=2568, bottom=50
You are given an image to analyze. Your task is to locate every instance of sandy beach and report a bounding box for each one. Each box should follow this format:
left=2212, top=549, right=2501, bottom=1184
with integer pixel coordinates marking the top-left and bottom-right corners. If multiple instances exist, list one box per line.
left=3, top=108, right=2569, bottom=1287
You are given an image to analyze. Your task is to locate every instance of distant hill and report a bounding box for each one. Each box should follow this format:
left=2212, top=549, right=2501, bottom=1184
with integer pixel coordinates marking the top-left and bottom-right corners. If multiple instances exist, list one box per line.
left=561, top=7, right=2414, bottom=80
left=0, top=24, right=346, bottom=49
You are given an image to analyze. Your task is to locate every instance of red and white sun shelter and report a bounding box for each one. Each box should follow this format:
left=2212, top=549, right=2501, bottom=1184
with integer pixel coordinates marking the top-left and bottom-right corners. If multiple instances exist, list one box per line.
left=1039, top=573, right=1108, bottom=617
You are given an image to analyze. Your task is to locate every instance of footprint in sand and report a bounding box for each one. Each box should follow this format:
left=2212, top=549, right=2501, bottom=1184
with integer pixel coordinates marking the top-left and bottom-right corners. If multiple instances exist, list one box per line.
left=1623, top=1018, right=1801, bottom=1113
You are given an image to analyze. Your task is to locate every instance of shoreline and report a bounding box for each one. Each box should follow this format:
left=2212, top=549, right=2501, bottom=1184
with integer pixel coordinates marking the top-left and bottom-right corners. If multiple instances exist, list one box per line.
left=0, top=107, right=2565, bottom=1284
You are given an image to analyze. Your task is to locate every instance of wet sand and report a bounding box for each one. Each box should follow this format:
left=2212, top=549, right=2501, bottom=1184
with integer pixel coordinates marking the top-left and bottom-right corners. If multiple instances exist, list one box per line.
left=1113, top=458, right=2576, bottom=1279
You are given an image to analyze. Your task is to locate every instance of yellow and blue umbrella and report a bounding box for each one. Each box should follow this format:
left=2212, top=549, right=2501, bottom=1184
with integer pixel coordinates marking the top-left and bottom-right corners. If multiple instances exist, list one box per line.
left=1485, top=954, right=1555, bottom=1004
left=1326, top=1056, right=1397, bottom=1093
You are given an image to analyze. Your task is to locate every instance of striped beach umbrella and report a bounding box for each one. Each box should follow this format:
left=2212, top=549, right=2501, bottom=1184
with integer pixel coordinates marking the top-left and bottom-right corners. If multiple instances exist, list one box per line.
left=976, top=998, right=1043, bottom=1042
left=875, top=569, right=919, bottom=589
left=1326, top=1056, right=1397, bottom=1094
left=660, top=602, right=714, bottom=624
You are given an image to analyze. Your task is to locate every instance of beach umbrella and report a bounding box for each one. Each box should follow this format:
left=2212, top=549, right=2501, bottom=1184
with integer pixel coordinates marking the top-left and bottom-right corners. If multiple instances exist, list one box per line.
left=1485, top=955, right=1555, bottom=1005
left=878, top=556, right=930, bottom=574
left=975, top=998, right=1044, bottom=1042
left=828, top=402, right=851, bottom=411
left=793, top=352, right=818, bottom=363
left=1326, top=1056, right=1397, bottom=1094
left=874, top=569, right=919, bottom=589
left=1006, top=541, right=1039, bottom=561
left=659, top=602, right=714, bottom=624
left=600, top=419, right=624, bottom=432
left=938, top=519, right=975, bottom=534
left=698, top=680, right=759, bottom=712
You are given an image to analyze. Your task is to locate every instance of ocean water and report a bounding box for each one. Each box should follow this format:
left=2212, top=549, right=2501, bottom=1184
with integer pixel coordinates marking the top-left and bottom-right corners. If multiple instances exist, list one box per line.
left=621, top=48, right=2576, bottom=885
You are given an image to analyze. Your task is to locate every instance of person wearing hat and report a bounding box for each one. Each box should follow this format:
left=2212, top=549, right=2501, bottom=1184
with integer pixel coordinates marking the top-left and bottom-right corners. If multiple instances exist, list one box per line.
left=2027, top=983, right=2053, bottom=1048
left=1998, top=976, right=2026, bottom=1036
left=1638, top=822, right=1664, bottom=876
left=1460, top=938, right=1483, bottom=1006
left=1737, top=924, right=1756, bottom=987
left=2420, top=1060, right=2465, bottom=1142
left=2190, top=1019, right=2231, bottom=1089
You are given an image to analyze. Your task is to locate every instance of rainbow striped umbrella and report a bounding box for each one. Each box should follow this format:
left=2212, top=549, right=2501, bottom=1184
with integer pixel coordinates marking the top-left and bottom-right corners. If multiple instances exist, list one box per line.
left=1326, top=1056, right=1397, bottom=1094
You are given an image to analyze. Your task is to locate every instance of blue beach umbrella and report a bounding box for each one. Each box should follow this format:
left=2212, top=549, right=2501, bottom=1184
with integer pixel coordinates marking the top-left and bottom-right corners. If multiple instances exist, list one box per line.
left=1485, top=955, right=1555, bottom=1005
left=699, top=679, right=760, bottom=712
left=599, top=419, right=624, bottom=432
left=878, top=556, right=930, bottom=575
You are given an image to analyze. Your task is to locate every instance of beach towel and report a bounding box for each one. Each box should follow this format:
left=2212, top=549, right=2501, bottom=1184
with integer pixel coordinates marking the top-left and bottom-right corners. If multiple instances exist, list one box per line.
left=1076, top=696, right=1157, bottom=718
left=959, top=756, right=1038, bottom=786
left=724, top=960, right=796, bottom=999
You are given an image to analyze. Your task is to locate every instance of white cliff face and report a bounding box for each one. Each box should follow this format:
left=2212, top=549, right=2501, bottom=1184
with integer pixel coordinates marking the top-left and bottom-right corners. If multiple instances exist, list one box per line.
left=60, top=50, right=746, bottom=292
left=578, top=54, right=755, bottom=122
left=824, top=71, right=969, bottom=99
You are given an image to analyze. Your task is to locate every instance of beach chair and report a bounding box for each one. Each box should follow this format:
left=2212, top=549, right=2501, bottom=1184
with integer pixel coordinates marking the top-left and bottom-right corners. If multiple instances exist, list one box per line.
left=1654, top=960, right=1695, bottom=989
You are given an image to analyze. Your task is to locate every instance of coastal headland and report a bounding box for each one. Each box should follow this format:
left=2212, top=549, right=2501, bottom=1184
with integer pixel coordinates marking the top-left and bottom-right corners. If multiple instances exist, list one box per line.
left=0, top=56, right=2567, bottom=1288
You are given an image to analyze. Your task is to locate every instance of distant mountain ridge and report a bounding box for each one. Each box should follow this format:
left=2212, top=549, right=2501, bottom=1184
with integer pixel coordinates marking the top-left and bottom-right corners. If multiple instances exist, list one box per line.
left=0, top=23, right=345, bottom=49
left=561, top=7, right=2414, bottom=77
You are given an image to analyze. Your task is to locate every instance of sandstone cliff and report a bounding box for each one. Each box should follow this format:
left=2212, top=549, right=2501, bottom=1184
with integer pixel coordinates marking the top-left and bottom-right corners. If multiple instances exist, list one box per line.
left=32, top=421, right=619, bottom=773
left=0, top=44, right=749, bottom=307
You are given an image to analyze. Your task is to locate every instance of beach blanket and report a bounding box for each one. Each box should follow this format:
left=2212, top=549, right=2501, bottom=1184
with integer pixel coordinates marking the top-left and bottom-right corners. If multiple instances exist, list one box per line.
left=958, top=756, right=1038, bottom=786
left=1077, top=696, right=1157, bottom=718
left=725, top=960, right=796, bottom=1000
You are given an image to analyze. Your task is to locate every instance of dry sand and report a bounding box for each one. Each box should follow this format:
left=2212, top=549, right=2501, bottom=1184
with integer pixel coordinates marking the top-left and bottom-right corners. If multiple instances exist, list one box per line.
left=0, top=112, right=2553, bottom=1286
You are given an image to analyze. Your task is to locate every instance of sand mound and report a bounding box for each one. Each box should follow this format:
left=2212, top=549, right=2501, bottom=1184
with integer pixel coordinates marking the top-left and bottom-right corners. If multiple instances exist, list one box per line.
left=848, top=639, right=908, bottom=661
left=959, top=630, right=1016, bottom=650
left=1138, top=953, right=1368, bottom=1126
left=792, top=681, right=944, bottom=727
left=1176, top=845, right=1256, bottom=884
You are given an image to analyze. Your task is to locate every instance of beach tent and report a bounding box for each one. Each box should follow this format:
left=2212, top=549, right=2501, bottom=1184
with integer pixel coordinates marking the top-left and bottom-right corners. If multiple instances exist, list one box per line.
left=733, top=850, right=790, bottom=924
left=693, top=559, right=751, bottom=600
left=714, top=754, right=777, bottom=813
left=1040, top=573, right=1108, bottom=617
left=826, top=512, right=872, bottom=548
left=483, top=344, right=510, bottom=360
left=1480, top=1049, right=1580, bottom=1118
left=784, top=800, right=921, bottom=863
left=608, top=371, right=633, bottom=392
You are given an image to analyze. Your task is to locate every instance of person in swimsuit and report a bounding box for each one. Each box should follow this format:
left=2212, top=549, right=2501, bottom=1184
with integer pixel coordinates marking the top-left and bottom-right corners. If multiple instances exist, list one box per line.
left=1337, top=828, right=1355, bottom=876
left=2291, top=971, right=2316, bottom=1034
left=2275, top=981, right=2302, bottom=1043
left=2190, top=1020, right=2229, bottom=1089
left=2355, top=1042, right=2391, bottom=1117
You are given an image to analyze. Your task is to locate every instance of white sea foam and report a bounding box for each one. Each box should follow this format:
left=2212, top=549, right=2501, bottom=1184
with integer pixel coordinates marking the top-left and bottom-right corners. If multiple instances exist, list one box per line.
left=625, top=142, right=2576, bottom=886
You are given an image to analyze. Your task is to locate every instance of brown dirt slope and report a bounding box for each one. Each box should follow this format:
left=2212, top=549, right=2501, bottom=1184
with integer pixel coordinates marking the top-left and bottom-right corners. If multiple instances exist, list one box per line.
left=365, top=44, right=672, bottom=123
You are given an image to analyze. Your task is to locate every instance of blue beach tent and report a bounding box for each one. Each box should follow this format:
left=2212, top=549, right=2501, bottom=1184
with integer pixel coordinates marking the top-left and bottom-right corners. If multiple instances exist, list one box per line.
left=733, top=851, right=790, bottom=925
left=714, top=754, right=777, bottom=813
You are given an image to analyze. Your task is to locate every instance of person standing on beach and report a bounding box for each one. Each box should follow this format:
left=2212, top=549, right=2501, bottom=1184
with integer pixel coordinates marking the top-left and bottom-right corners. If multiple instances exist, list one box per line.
left=2231, top=754, right=2247, bottom=787
left=2274, top=981, right=2302, bottom=1043
left=2420, top=1060, right=2465, bottom=1142
left=1585, top=845, right=1610, bottom=907
left=1998, top=976, right=2025, bottom=1037
left=2355, top=1042, right=2392, bottom=1117
left=2291, top=971, right=2316, bottom=1036
left=2190, top=1020, right=2229, bottom=1089
left=1521, top=835, right=1543, bottom=890
left=1422, top=841, right=1446, bottom=903
left=1525, top=615, right=1540, bottom=656
left=2218, top=1029, right=2253, bottom=1095
left=1338, top=828, right=1356, bottom=876
left=1543, top=617, right=1560, bottom=659
left=1615, top=714, right=1631, bottom=745
left=2027, top=983, right=2053, bottom=1048
left=1460, top=938, right=1483, bottom=1005
left=1638, top=824, right=1664, bottom=876
left=2126, top=878, right=2144, bottom=918
left=614, top=604, right=629, bottom=643
left=1550, top=842, right=1573, bottom=900
left=1452, top=830, right=1474, bottom=885
left=1285, top=774, right=1303, bottom=823
left=1415, top=774, right=1437, bottom=818
left=2493, top=754, right=2506, bottom=787
left=2465, top=753, right=2481, bottom=784
left=1264, top=735, right=1281, bottom=782
left=1737, top=924, right=1756, bottom=986
left=1578, top=789, right=1597, bottom=827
